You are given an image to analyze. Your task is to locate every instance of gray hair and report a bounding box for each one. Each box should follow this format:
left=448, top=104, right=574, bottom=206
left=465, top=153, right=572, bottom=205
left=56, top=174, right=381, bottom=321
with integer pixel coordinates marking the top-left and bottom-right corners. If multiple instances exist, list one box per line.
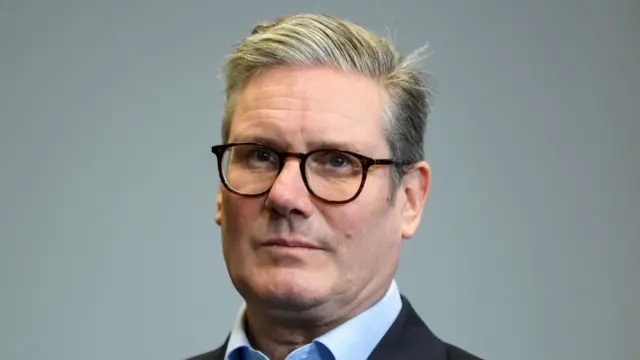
left=221, top=14, right=433, bottom=198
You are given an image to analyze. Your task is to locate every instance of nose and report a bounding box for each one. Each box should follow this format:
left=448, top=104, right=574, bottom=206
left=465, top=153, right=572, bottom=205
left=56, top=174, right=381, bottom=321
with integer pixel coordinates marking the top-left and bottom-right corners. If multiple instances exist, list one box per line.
left=265, top=158, right=314, bottom=218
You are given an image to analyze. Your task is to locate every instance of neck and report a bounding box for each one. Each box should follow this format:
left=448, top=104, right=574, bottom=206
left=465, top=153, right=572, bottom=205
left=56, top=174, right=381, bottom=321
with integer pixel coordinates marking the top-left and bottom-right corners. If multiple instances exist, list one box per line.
left=242, top=280, right=391, bottom=360
left=243, top=316, right=324, bottom=360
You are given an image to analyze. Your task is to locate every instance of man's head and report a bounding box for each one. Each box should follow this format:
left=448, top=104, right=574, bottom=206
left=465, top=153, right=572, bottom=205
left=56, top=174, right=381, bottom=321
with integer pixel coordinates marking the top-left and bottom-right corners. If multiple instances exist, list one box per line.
left=213, top=14, right=432, bottom=318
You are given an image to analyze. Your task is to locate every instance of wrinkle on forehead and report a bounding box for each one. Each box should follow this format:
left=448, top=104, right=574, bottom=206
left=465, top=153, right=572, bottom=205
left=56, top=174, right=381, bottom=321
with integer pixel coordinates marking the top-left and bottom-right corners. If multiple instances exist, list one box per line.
left=229, top=66, right=387, bottom=154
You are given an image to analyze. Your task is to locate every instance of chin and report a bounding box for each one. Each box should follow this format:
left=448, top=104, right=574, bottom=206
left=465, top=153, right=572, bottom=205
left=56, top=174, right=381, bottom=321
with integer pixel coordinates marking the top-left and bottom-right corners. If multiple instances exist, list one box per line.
left=235, top=267, right=332, bottom=311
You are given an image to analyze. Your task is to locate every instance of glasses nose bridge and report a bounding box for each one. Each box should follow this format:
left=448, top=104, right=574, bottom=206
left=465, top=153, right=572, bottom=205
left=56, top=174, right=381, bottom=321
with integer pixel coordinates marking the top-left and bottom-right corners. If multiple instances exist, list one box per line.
left=271, top=151, right=309, bottom=191
left=278, top=151, right=307, bottom=169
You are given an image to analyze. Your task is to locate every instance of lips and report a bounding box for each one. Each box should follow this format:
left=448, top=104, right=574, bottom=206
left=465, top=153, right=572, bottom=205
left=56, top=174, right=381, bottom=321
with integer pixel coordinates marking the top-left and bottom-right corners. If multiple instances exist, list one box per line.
left=262, top=238, right=322, bottom=250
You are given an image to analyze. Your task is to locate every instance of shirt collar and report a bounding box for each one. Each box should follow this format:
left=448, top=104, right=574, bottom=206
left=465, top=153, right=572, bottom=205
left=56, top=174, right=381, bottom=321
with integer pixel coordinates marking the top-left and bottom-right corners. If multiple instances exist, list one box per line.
left=225, top=302, right=252, bottom=359
left=224, top=279, right=402, bottom=360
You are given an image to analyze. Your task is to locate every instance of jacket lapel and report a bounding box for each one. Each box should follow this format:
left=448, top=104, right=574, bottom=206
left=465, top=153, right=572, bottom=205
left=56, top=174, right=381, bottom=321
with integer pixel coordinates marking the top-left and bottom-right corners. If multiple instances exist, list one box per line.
left=368, top=295, right=448, bottom=360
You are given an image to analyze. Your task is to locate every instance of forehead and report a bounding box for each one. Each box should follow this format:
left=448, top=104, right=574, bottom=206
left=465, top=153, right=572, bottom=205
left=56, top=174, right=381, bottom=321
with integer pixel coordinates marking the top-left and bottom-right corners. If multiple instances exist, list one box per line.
left=229, top=66, right=387, bottom=153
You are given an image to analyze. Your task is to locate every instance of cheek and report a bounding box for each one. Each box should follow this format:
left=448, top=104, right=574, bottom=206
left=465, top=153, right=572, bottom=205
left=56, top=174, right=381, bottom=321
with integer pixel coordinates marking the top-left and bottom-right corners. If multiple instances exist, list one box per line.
left=221, top=194, right=263, bottom=240
left=325, top=200, right=388, bottom=243
left=327, top=209, right=364, bottom=240
left=325, top=195, right=402, bottom=251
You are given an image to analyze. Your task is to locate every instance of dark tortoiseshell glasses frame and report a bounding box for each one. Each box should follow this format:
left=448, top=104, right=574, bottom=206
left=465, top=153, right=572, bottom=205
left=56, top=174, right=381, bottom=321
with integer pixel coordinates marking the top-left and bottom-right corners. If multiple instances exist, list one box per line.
left=211, top=142, right=412, bottom=204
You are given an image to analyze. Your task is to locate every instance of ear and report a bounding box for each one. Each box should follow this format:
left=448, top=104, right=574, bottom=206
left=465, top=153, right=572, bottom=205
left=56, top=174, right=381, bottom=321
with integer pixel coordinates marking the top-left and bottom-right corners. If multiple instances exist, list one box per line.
left=400, top=161, right=431, bottom=239
left=215, top=191, right=223, bottom=226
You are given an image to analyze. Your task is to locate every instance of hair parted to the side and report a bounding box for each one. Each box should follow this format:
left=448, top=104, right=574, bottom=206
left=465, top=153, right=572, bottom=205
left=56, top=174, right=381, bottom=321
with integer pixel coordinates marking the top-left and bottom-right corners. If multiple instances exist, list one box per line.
left=221, top=13, right=434, bottom=198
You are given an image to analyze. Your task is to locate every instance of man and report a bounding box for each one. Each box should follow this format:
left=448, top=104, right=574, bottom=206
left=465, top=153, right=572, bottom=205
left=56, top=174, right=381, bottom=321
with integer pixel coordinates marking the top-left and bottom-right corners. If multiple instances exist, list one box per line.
left=189, top=13, right=483, bottom=360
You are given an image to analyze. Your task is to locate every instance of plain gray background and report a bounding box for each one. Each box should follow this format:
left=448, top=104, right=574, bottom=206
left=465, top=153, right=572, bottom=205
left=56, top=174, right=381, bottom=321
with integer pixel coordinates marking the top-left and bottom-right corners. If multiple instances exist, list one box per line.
left=1, top=0, right=638, bottom=359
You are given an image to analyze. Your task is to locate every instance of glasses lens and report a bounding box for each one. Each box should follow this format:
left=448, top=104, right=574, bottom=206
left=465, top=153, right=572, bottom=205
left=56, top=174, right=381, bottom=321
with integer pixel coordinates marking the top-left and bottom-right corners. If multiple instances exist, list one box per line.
left=222, top=144, right=279, bottom=195
left=306, top=150, right=364, bottom=202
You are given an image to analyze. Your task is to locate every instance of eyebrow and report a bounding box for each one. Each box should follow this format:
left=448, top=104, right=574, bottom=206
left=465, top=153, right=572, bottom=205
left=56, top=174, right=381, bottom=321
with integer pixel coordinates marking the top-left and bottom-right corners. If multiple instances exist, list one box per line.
left=231, top=135, right=364, bottom=153
left=232, top=135, right=283, bottom=149
left=307, top=139, right=363, bottom=153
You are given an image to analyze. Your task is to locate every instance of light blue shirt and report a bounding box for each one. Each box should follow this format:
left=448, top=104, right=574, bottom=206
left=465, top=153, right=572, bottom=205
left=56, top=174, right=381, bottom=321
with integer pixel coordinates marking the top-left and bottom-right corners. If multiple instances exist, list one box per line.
left=224, top=280, right=402, bottom=360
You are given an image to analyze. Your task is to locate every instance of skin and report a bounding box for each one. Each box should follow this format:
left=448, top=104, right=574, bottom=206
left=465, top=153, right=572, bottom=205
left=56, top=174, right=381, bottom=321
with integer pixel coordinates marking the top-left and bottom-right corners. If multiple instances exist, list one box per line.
left=215, top=66, right=431, bottom=360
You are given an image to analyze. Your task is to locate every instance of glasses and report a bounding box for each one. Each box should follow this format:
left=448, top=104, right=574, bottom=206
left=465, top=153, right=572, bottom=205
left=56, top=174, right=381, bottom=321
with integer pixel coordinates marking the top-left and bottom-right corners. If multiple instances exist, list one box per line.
left=211, top=142, right=409, bottom=204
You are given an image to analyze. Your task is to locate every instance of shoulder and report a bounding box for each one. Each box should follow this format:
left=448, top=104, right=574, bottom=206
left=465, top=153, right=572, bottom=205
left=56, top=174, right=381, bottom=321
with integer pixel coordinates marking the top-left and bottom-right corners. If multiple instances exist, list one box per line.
left=445, top=343, right=484, bottom=360
left=370, top=294, right=484, bottom=360
left=185, top=342, right=226, bottom=360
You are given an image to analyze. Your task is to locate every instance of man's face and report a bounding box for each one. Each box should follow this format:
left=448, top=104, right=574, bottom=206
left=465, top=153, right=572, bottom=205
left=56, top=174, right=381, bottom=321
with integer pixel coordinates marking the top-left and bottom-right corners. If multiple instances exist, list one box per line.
left=216, top=66, right=429, bottom=312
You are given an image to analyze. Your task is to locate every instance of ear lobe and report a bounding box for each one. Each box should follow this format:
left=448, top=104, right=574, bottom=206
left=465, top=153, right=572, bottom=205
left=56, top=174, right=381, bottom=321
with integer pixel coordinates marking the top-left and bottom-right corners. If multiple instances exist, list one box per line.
left=215, top=192, right=223, bottom=226
left=401, top=161, right=431, bottom=239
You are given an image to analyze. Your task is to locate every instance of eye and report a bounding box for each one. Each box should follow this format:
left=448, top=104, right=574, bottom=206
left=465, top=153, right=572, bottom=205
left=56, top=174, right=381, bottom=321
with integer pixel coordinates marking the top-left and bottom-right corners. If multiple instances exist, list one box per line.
left=251, top=148, right=275, bottom=162
left=228, top=144, right=279, bottom=170
left=327, top=153, right=350, bottom=167
left=309, top=150, right=360, bottom=171
left=311, top=151, right=351, bottom=167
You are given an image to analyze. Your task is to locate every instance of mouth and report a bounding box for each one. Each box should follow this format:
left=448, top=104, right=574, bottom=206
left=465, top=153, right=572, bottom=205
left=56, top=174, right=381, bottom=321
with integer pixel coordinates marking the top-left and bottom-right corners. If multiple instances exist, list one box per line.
left=261, top=238, right=323, bottom=251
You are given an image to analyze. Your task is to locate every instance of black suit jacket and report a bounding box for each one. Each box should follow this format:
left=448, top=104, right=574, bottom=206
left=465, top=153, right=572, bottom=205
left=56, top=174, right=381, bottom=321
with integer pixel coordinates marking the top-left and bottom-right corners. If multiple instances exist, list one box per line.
left=187, top=295, right=483, bottom=360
